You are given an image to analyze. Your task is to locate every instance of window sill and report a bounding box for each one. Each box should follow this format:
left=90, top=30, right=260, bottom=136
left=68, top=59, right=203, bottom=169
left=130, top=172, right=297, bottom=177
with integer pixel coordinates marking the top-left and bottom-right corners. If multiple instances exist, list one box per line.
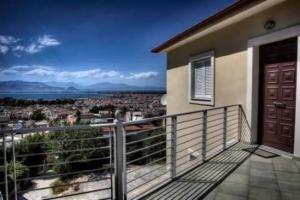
left=189, top=98, right=214, bottom=106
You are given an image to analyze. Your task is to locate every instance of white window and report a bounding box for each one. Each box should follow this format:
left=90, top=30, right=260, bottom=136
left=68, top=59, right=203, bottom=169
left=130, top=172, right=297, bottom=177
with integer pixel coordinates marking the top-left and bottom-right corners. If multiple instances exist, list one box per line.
left=189, top=51, right=214, bottom=105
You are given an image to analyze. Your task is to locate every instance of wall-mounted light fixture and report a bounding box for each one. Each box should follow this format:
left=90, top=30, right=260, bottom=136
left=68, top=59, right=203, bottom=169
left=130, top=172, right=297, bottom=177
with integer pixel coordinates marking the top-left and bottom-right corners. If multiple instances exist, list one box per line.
left=264, top=20, right=276, bottom=30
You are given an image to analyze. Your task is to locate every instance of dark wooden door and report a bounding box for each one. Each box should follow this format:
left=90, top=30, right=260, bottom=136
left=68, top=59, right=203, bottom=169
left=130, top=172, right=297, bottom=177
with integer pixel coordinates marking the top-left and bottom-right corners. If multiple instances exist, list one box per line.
left=261, top=38, right=297, bottom=153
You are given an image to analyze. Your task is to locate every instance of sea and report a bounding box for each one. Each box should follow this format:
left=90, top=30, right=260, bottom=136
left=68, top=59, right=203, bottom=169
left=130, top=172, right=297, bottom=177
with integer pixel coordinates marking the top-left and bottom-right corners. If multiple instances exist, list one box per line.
left=0, top=92, right=106, bottom=100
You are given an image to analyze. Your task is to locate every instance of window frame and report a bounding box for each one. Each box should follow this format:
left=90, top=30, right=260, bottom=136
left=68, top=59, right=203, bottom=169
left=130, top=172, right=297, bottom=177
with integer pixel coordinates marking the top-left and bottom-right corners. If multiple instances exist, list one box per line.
left=188, top=50, right=215, bottom=106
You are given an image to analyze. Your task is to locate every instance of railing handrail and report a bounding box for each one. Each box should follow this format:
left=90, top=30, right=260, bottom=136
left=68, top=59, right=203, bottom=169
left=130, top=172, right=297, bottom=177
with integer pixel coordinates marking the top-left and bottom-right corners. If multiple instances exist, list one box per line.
left=0, top=104, right=241, bottom=135
left=123, top=104, right=240, bottom=125
left=0, top=104, right=248, bottom=200
left=0, top=123, right=116, bottom=135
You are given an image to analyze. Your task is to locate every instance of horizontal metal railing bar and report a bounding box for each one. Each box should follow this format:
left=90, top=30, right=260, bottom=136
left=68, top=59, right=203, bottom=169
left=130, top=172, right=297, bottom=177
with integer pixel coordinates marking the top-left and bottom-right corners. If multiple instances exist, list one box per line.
left=126, top=132, right=166, bottom=145
left=206, top=136, right=224, bottom=147
left=127, top=156, right=167, bottom=174
left=122, top=104, right=240, bottom=127
left=206, top=116, right=224, bottom=124
left=17, top=168, right=111, bottom=182
left=0, top=105, right=241, bottom=136
left=0, top=104, right=244, bottom=200
left=176, top=157, right=203, bottom=172
left=123, top=115, right=169, bottom=126
left=176, top=135, right=202, bottom=146
left=22, top=135, right=111, bottom=146
left=126, top=148, right=167, bottom=165
left=226, top=126, right=238, bottom=134
left=239, top=105, right=251, bottom=129
left=206, top=127, right=224, bottom=135
left=18, top=178, right=111, bottom=193
left=206, top=121, right=225, bottom=129
left=206, top=133, right=223, bottom=142
left=176, top=142, right=202, bottom=154
left=25, top=156, right=111, bottom=169
left=227, top=133, right=238, bottom=141
left=126, top=140, right=167, bottom=156
left=226, top=117, right=238, bottom=123
left=176, top=129, right=203, bottom=139
left=43, top=188, right=112, bottom=200
left=0, top=123, right=116, bottom=135
left=176, top=117, right=203, bottom=125
left=206, top=143, right=225, bottom=154
left=127, top=163, right=170, bottom=184
left=226, top=113, right=238, bottom=118
left=206, top=111, right=224, bottom=118
left=227, top=122, right=238, bottom=128
left=226, top=109, right=238, bottom=113
left=125, top=125, right=166, bottom=137
left=176, top=146, right=203, bottom=162
left=127, top=171, right=171, bottom=193
left=176, top=123, right=202, bottom=132
left=16, top=146, right=110, bottom=158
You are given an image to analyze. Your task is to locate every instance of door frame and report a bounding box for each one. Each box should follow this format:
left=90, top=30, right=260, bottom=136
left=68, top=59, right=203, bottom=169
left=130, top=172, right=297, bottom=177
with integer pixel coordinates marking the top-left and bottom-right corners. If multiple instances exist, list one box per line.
left=258, top=39, right=297, bottom=153
left=246, top=25, right=300, bottom=157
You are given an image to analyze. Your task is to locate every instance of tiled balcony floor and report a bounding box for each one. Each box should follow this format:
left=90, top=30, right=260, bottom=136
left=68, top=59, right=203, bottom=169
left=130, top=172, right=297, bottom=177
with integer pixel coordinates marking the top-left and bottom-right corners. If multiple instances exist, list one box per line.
left=204, top=150, right=300, bottom=200
left=143, top=143, right=300, bottom=200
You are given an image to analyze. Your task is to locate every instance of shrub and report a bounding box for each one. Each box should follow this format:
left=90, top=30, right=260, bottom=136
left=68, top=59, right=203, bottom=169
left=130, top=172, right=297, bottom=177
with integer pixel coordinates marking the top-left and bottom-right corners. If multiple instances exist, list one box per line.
left=51, top=179, right=70, bottom=195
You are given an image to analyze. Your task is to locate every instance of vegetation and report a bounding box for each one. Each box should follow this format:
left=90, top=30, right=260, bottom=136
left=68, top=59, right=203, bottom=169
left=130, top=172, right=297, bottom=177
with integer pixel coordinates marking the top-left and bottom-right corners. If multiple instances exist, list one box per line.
left=30, top=109, right=46, bottom=121
left=90, top=104, right=116, bottom=117
left=51, top=179, right=71, bottom=195
left=0, top=123, right=166, bottom=198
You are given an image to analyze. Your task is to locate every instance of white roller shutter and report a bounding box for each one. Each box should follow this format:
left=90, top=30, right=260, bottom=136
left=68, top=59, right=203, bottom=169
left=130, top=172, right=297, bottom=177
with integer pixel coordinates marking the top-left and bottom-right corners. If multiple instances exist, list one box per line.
left=193, top=58, right=212, bottom=100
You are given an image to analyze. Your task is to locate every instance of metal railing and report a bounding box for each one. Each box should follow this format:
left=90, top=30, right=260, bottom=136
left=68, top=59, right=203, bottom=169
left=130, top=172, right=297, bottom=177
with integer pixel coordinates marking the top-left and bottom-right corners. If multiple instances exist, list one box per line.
left=0, top=104, right=251, bottom=200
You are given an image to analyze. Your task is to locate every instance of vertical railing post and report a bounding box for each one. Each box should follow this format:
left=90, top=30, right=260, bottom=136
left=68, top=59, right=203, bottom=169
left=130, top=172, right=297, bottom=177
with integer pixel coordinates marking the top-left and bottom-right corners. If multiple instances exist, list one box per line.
left=11, top=133, right=17, bottom=200
left=223, top=107, right=227, bottom=150
left=114, top=110, right=126, bottom=200
left=109, top=128, right=114, bottom=200
left=170, top=116, right=177, bottom=179
left=3, top=133, right=8, bottom=200
left=202, top=111, right=207, bottom=162
left=238, top=106, right=242, bottom=142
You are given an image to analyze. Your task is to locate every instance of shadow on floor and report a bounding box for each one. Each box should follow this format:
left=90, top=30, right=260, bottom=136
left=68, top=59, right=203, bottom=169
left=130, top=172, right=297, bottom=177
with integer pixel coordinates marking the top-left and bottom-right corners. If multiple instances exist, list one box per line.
left=142, top=143, right=257, bottom=200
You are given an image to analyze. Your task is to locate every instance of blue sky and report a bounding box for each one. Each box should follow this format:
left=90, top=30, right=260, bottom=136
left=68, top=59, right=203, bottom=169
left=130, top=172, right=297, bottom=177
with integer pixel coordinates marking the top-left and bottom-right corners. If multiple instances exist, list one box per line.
left=0, top=0, right=234, bottom=87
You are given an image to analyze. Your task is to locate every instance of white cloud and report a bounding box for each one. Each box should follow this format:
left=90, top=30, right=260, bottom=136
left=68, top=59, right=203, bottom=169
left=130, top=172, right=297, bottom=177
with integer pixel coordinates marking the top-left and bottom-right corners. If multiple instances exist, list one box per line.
left=1, top=65, right=158, bottom=82
left=38, top=35, right=60, bottom=46
left=126, top=71, right=158, bottom=80
left=10, top=65, right=31, bottom=71
left=10, top=65, right=54, bottom=71
left=1, top=69, right=18, bottom=75
left=25, top=43, right=44, bottom=54
left=0, top=35, right=20, bottom=45
left=58, top=69, right=120, bottom=79
left=11, top=34, right=61, bottom=55
left=24, top=68, right=55, bottom=76
left=13, top=45, right=25, bottom=51
left=0, top=45, right=9, bottom=54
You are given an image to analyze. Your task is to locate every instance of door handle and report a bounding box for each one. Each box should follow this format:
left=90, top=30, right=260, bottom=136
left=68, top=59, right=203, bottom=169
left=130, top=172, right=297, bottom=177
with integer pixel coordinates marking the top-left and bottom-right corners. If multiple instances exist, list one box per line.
left=273, top=101, right=286, bottom=108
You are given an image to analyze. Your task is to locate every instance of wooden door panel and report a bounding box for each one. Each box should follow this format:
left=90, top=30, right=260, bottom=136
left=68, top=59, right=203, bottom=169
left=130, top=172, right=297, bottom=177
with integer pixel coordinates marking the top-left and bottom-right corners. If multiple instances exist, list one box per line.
left=261, top=37, right=297, bottom=153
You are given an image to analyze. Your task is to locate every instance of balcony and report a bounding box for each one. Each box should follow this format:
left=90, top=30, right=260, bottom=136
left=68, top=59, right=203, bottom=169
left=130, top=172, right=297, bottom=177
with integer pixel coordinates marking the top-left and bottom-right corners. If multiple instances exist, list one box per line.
left=0, top=105, right=299, bottom=200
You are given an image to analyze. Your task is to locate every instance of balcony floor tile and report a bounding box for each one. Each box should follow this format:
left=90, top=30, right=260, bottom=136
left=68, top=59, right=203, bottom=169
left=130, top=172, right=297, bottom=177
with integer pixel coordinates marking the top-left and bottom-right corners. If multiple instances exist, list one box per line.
left=142, top=143, right=300, bottom=200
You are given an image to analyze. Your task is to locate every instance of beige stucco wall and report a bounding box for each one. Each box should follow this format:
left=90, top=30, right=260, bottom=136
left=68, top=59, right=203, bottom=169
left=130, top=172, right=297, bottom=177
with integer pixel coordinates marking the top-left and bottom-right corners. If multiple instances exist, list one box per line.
left=166, top=0, right=300, bottom=115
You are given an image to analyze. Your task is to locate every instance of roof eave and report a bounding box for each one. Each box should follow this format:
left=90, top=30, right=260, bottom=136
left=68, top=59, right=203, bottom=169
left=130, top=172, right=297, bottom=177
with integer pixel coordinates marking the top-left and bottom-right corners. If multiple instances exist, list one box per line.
left=152, top=0, right=284, bottom=53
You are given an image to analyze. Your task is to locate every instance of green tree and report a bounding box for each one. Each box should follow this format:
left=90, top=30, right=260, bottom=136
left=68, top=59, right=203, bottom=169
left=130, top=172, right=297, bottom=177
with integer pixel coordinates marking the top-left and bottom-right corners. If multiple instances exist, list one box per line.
left=30, top=109, right=45, bottom=121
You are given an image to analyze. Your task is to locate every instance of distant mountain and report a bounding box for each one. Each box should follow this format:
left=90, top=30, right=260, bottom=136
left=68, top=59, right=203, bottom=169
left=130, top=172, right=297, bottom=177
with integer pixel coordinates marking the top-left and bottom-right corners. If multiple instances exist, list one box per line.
left=0, top=81, right=79, bottom=93
left=45, top=81, right=83, bottom=89
left=0, top=80, right=165, bottom=93
left=85, top=82, right=165, bottom=91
